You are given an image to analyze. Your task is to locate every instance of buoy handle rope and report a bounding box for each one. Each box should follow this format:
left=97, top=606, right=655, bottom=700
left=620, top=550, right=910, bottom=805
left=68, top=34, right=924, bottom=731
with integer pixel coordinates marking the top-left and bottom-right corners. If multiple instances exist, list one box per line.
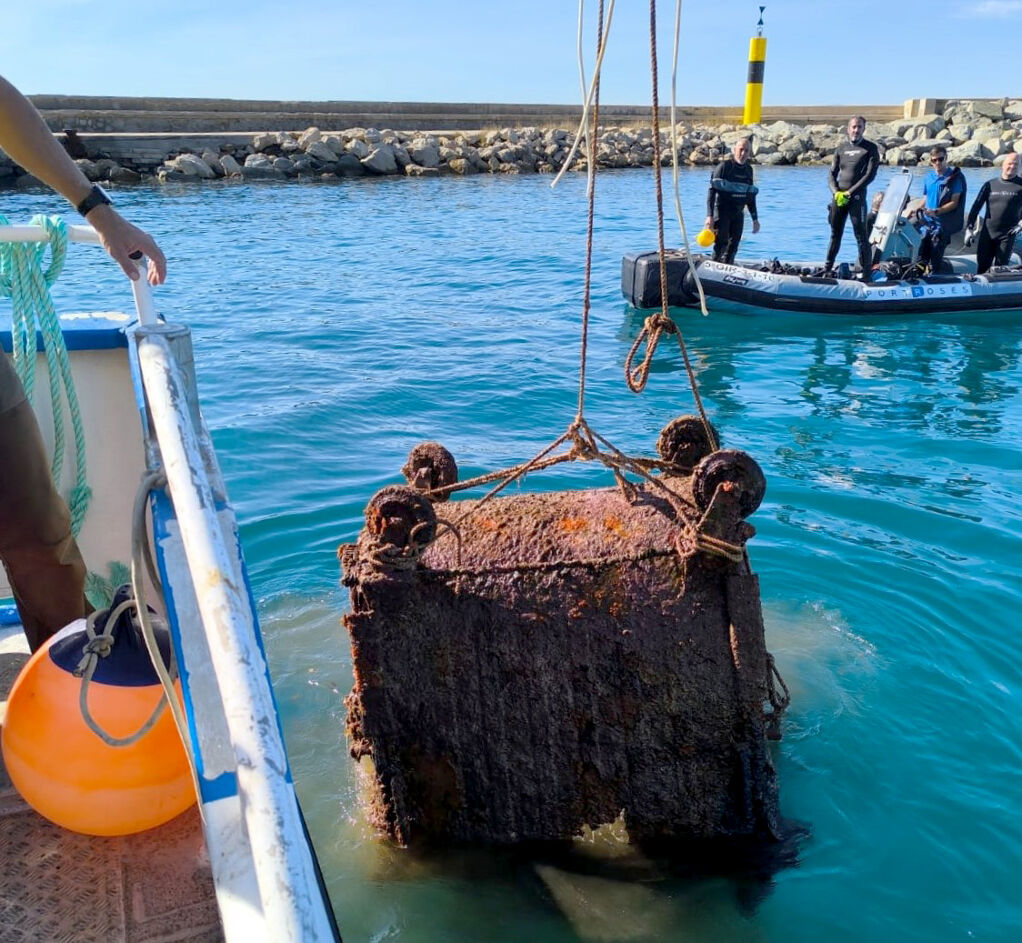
left=74, top=596, right=170, bottom=748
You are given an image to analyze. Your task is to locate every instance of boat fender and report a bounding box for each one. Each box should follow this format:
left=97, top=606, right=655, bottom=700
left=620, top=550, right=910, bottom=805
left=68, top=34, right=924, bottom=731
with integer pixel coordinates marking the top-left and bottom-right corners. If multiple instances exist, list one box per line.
left=0, top=585, right=194, bottom=836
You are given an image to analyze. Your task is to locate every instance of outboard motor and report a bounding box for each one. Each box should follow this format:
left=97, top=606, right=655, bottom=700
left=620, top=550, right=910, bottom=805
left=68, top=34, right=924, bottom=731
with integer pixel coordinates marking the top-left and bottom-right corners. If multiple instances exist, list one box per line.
left=621, top=249, right=700, bottom=308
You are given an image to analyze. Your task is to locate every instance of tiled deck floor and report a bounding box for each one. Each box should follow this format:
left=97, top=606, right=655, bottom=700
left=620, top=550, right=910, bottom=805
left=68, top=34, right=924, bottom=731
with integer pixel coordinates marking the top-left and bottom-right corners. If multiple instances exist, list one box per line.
left=1, top=635, right=223, bottom=942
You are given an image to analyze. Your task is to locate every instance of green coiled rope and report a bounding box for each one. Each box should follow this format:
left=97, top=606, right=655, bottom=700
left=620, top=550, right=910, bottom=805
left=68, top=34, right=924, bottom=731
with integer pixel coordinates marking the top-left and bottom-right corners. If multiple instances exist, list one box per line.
left=0, top=214, right=91, bottom=536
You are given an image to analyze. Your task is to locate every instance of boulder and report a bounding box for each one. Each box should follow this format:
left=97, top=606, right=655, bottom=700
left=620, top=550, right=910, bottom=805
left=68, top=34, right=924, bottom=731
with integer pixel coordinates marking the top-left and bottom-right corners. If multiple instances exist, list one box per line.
left=74, top=158, right=101, bottom=181
left=405, top=163, right=440, bottom=177
left=305, top=140, right=338, bottom=162
left=200, top=150, right=225, bottom=175
left=362, top=144, right=399, bottom=174
left=172, top=154, right=217, bottom=179
left=219, top=154, right=243, bottom=176
left=335, top=154, right=365, bottom=177
left=947, top=140, right=987, bottom=166
left=447, top=158, right=479, bottom=175
left=240, top=165, right=286, bottom=180
left=346, top=139, right=370, bottom=159
left=251, top=132, right=276, bottom=152
left=409, top=141, right=440, bottom=168
left=108, top=166, right=141, bottom=183
left=155, top=169, right=188, bottom=183
left=967, top=99, right=1004, bottom=121
left=93, top=158, right=119, bottom=178
left=975, top=135, right=1005, bottom=159
left=297, top=127, right=322, bottom=148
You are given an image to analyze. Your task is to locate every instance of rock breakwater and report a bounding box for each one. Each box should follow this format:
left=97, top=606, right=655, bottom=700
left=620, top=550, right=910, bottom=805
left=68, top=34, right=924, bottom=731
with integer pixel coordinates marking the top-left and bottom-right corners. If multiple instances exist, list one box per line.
left=3, top=99, right=1022, bottom=189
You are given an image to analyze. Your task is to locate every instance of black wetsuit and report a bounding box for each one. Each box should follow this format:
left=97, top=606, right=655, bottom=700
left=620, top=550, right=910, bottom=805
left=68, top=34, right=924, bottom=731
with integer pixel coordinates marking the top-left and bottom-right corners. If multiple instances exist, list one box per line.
left=706, top=158, right=758, bottom=264
left=825, top=137, right=880, bottom=272
left=966, top=175, right=1022, bottom=273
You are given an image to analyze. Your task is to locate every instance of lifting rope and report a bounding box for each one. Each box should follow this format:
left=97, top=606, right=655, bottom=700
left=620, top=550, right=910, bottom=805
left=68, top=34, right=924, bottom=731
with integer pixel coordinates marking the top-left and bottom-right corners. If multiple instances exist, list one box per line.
left=420, top=1, right=742, bottom=569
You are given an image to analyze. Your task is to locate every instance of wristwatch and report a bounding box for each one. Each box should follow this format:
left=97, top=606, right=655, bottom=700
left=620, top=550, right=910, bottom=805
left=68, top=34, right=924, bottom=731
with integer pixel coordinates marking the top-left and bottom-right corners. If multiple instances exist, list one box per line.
left=75, top=184, right=112, bottom=217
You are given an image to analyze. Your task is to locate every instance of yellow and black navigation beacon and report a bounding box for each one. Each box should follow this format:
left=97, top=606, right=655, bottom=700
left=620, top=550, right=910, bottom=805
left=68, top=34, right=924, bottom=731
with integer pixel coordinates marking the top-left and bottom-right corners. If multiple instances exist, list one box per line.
left=742, top=7, right=767, bottom=125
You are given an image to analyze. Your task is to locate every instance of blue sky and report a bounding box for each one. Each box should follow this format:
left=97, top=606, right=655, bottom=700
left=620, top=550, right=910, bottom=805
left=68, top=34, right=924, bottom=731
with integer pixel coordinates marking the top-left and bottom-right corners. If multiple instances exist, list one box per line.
left=2, top=1, right=1020, bottom=106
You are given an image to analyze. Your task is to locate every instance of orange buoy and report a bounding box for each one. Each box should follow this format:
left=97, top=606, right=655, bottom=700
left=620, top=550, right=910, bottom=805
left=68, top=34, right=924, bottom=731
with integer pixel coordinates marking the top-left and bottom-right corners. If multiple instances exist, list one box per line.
left=1, top=587, right=195, bottom=836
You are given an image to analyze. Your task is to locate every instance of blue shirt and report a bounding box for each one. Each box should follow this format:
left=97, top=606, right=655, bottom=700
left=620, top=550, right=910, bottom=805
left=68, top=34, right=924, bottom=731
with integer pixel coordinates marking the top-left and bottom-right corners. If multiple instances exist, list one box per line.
left=923, top=167, right=964, bottom=210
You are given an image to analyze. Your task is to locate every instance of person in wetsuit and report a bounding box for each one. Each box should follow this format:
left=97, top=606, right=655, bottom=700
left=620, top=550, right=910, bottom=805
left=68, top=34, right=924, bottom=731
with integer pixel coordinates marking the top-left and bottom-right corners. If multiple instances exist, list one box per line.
left=916, top=145, right=966, bottom=273
left=704, top=137, right=760, bottom=264
left=964, top=152, right=1022, bottom=274
left=825, top=116, right=880, bottom=275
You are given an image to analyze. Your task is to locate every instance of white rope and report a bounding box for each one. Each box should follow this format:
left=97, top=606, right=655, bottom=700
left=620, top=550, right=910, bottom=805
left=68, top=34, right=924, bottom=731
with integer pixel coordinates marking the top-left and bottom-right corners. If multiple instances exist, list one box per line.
left=131, top=469, right=201, bottom=800
left=551, top=0, right=617, bottom=190
left=670, top=0, right=708, bottom=315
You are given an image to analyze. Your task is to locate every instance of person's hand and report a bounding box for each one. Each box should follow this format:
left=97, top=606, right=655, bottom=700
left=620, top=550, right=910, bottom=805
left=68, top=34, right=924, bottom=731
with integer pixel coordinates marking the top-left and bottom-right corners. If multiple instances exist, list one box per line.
left=963, top=227, right=975, bottom=248
left=704, top=216, right=713, bottom=230
left=86, top=204, right=166, bottom=285
left=752, top=220, right=761, bottom=234
left=834, top=191, right=849, bottom=207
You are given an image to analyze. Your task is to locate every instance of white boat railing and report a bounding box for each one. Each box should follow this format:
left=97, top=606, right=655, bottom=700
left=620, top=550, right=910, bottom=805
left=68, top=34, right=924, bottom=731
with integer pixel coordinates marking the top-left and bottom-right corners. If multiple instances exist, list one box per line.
left=1, top=223, right=340, bottom=941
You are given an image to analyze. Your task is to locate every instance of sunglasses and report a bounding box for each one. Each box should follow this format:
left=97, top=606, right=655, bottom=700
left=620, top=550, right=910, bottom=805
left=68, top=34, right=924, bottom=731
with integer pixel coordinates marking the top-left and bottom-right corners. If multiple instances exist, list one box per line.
left=930, top=157, right=946, bottom=163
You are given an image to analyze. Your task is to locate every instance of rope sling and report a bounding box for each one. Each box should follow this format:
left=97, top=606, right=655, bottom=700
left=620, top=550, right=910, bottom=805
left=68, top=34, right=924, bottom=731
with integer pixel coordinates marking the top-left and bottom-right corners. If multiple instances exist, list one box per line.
left=414, top=0, right=730, bottom=566
left=0, top=213, right=91, bottom=537
left=371, top=0, right=789, bottom=732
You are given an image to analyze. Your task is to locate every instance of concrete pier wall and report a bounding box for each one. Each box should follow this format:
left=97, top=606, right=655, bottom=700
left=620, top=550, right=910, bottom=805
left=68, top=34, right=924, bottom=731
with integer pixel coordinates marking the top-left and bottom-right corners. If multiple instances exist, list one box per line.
left=28, top=95, right=908, bottom=134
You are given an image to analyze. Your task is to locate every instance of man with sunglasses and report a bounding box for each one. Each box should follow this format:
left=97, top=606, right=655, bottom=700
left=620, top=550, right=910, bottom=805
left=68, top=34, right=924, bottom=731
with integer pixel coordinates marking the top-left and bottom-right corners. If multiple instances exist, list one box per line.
left=916, top=146, right=966, bottom=273
left=825, top=116, right=880, bottom=276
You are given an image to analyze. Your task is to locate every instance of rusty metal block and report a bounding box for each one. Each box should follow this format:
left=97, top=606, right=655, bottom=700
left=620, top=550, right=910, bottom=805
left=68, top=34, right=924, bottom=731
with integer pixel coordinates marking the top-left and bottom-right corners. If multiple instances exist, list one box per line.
left=339, top=418, right=786, bottom=846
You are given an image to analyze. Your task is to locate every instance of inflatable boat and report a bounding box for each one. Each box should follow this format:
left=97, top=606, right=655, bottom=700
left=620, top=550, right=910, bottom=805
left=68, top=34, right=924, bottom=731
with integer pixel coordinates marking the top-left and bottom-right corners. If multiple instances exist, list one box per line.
left=623, top=171, right=1022, bottom=316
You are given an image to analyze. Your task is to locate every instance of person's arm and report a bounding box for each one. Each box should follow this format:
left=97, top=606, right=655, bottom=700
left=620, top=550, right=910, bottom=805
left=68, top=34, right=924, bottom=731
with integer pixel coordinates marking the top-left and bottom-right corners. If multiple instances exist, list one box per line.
left=964, top=183, right=986, bottom=230
left=747, top=169, right=758, bottom=223
left=705, top=163, right=722, bottom=228
left=0, top=75, right=165, bottom=284
left=747, top=171, right=759, bottom=232
left=828, top=148, right=841, bottom=194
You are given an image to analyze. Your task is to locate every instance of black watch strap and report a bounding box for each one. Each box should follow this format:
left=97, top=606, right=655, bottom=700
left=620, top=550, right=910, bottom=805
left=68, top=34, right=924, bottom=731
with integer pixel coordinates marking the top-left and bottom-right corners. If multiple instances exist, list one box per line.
left=75, top=184, right=112, bottom=217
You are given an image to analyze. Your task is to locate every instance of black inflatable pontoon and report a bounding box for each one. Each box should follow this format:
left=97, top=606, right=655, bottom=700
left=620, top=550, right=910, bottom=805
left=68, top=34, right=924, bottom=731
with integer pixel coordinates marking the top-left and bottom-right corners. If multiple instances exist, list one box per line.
left=621, top=251, right=1022, bottom=315
left=623, top=170, right=1022, bottom=316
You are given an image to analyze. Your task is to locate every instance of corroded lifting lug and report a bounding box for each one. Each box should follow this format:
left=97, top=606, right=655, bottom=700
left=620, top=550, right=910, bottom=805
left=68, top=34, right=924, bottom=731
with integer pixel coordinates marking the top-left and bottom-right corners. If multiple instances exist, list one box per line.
left=655, top=414, right=718, bottom=470
left=362, top=485, right=438, bottom=575
left=692, top=449, right=766, bottom=519
left=401, top=442, right=458, bottom=501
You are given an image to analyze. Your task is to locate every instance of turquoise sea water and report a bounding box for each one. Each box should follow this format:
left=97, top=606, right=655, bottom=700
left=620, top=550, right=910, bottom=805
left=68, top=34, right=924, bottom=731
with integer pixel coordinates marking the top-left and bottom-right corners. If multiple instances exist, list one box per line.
left=6, top=163, right=1021, bottom=942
